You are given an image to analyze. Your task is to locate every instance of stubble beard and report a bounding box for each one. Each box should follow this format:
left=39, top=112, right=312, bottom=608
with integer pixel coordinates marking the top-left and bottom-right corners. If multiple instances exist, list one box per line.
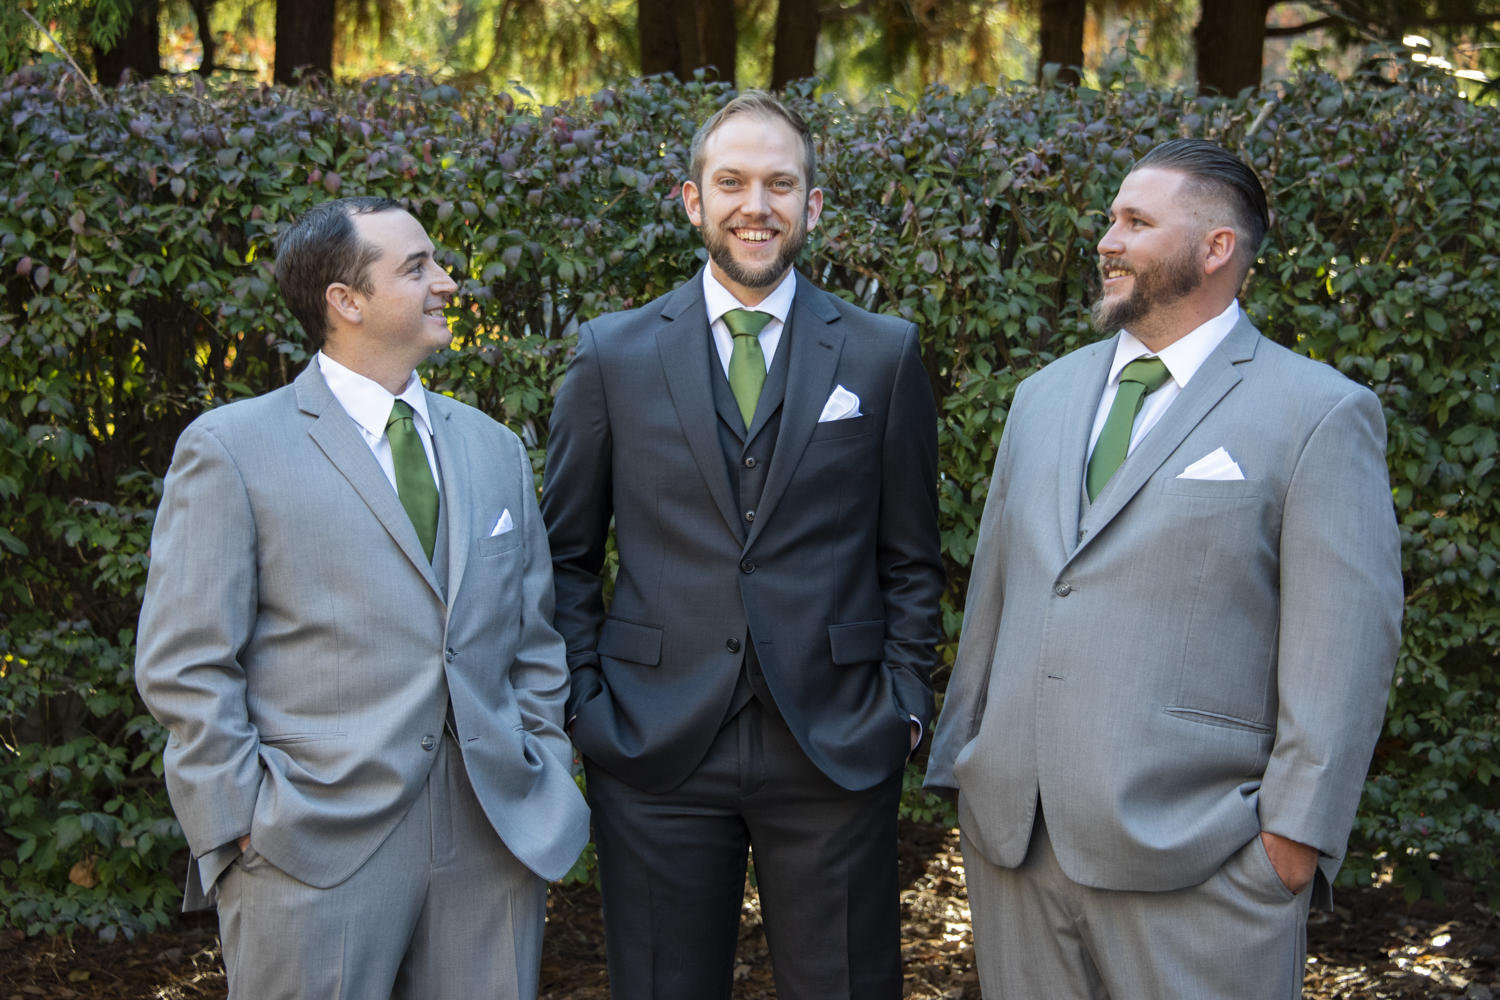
left=1091, top=243, right=1205, bottom=333
left=700, top=209, right=809, bottom=289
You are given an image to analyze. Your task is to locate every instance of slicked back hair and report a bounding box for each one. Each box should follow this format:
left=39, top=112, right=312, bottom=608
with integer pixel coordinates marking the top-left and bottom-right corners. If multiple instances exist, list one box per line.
left=1133, top=139, right=1270, bottom=272
left=274, top=196, right=403, bottom=349
left=689, top=91, right=817, bottom=190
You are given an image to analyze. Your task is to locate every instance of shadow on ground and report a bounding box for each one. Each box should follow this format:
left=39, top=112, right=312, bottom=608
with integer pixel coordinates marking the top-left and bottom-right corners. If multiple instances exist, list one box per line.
left=1, top=821, right=1494, bottom=999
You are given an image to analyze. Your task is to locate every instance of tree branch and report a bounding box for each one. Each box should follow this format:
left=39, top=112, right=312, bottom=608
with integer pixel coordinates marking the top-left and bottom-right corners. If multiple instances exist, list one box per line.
left=19, top=8, right=103, bottom=102
left=1265, top=17, right=1338, bottom=35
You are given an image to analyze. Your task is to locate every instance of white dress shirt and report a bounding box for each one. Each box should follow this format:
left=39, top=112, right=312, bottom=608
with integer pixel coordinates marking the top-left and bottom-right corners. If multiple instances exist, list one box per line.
left=1086, top=301, right=1241, bottom=461
left=704, top=266, right=796, bottom=375
left=317, top=352, right=441, bottom=492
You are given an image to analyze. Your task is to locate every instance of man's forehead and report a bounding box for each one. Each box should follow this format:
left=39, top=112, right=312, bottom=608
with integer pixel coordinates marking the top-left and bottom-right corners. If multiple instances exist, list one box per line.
left=352, top=209, right=432, bottom=257
left=703, top=115, right=804, bottom=173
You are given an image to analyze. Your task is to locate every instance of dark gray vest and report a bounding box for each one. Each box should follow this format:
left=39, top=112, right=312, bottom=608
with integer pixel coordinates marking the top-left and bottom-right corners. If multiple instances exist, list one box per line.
left=711, top=318, right=794, bottom=726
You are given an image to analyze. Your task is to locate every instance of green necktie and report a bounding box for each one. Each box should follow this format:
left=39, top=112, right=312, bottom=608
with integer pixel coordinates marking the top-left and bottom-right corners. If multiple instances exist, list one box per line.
left=386, top=399, right=439, bottom=562
left=1086, top=357, right=1172, bottom=502
left=723, top=308, right=772, bottom=429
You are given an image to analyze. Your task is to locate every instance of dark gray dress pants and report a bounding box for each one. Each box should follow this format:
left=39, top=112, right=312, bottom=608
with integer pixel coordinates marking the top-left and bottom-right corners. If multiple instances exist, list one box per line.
left=585, top=698, right=904, bottom=1000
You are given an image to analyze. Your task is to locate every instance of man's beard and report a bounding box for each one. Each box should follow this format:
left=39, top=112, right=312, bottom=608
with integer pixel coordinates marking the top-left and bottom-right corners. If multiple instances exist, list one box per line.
left=1091, top=244, right=1204, bottom=333
left=699, top=210, right=808, bottom=289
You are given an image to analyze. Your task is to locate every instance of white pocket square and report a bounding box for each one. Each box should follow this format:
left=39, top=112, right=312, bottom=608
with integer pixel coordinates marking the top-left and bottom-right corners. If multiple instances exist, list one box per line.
left=818, top=385, right=862, bottom=423
left=489, top=509, right=515, bottom=536
left=1177, top=447, right=1245, bottom=481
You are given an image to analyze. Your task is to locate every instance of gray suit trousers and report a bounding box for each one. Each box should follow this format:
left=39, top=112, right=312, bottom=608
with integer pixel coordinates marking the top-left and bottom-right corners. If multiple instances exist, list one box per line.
left=216, top=733, right=546, bottom=1000
left=962, top=805, right=1311, bottom=1000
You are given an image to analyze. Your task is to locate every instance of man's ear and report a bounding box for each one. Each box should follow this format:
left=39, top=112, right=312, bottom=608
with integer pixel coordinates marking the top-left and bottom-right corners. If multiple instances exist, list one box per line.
left=1203, top=226, right=1238, bottom=276
left=682, top=180, right=703, bottom=226
left=326, top=283, right=363, bottom=327
left=805, top=187, right=824, bottom=229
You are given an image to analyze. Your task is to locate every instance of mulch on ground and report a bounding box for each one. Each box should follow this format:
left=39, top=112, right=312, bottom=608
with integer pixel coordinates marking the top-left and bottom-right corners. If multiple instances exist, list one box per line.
left=1, top=821, right=1494, bottom=999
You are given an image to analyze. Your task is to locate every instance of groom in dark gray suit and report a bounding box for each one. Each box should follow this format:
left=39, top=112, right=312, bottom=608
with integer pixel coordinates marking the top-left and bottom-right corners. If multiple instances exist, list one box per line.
left=542, top=92, right=945, bottom=999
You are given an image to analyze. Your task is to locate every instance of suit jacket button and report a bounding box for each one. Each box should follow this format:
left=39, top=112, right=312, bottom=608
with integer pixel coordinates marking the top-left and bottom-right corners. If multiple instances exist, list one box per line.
left=444, top=647, right=456, bottom=662
left=744, top=456, right=756, bottom=468
left=727, top=637, right=741, bottom=653
left=1054, top=582, right=1072, bottom=597
left=741, top=559, right=755, bottom=574
left=421, top=735, right=437, bottom=751
left=745, top=510, right=755, bottom=521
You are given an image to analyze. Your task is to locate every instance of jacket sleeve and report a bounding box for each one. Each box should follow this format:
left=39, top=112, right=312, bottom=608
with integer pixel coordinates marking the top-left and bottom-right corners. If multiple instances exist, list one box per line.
left=1259, top=387, right=1403, bottom=858
left=134, top=423, right=264, bottom=859
left=924, top=385, right=1016, bottom=795
left=540, top=323, right=614, bottom=722
left=506, top=432, right=577, bottom=771
left=876, top=324, right=947, bottom=733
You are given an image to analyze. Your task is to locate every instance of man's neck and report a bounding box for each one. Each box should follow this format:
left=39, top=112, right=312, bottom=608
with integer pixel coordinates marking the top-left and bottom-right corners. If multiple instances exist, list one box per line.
left=1126, top=294, right=1237, bottom=354
left=320, top=340, right=419, bottom=396
left=708, top=261, right=792, bottom=308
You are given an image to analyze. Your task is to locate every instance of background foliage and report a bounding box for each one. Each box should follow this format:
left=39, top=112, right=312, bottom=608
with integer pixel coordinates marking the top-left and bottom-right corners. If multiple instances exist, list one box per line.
left=1, top=57, right=1497, bottom=937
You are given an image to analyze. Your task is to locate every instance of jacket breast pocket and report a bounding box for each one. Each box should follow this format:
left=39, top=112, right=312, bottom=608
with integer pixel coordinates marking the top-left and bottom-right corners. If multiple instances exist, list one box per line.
left=478, top=531, right=522, bottom=557
left=808, top=416, right=873, bottom=443
left=1159, top=478, right=1265, bottom=500
left=596, top=617, right=663, bottom=666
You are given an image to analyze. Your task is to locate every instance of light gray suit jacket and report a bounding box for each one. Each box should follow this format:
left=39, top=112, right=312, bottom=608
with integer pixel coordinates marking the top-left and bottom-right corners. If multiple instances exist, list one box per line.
left=926, top=315, right=1403, bottom=905
left=136, top=361, right=589, bottom=904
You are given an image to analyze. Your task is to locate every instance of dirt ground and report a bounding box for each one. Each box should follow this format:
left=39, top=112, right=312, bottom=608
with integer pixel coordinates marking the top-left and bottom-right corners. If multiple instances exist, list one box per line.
left=1, top=821, right=1494, bottom=999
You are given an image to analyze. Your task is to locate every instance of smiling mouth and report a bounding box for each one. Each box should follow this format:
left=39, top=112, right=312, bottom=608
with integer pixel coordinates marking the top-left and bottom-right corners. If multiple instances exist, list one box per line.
left=732, top=227, right=779, bottom=244
left=1103, top=266, right=1132, bottom=280
left=424, top=307, right=446, bottom=317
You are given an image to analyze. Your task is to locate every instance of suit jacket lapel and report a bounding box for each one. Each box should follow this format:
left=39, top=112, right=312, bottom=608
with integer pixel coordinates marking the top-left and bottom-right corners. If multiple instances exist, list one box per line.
left=1070, top=315, right=1261, bottom=562
left=1056, top=339, right=1116, bottom=554
left=656, top=274, right=743, bottom=539
left=427, top=401, right=467, bottom=609
left=296, top=363, right=444, bottom=600
left=743, top=279, right=843, bottom=552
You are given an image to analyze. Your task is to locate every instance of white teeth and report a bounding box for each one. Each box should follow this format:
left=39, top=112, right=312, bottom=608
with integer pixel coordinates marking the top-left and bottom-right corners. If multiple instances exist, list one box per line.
left=735, top=230, right=773, bottom=243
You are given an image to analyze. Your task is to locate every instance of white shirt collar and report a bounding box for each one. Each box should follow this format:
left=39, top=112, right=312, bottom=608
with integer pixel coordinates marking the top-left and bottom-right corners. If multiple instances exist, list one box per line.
left=1107, top=300, right=1242, bottom=389
left=702, top=266, right=797, bottom=326
left=316, top=351, right=432, bottom=439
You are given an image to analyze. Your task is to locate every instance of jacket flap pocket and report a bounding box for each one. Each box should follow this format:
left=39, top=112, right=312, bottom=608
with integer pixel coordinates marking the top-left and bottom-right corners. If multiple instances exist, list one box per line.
left=597, top=618, right=663, bottom=666
left=828, top=620, right=885, bottom=665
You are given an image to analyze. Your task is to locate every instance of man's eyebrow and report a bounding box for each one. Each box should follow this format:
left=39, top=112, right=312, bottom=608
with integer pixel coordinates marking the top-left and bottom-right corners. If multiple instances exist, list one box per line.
left=400, top=249, right=431, bottom=267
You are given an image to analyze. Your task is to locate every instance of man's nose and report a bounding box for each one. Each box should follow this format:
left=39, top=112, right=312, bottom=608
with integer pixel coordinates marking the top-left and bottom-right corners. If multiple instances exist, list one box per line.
left=742, top=181, right=772, bottom=216
left=1097, top=222, right=1124, bottom=256
left=434, top=268, right=458, bottom=295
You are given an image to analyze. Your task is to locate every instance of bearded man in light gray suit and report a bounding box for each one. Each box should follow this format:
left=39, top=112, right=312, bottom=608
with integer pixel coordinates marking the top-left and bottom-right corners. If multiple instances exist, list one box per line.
left=135, top=196, right=589, bottom=999
left=926, top=140, right=1404, bottom=999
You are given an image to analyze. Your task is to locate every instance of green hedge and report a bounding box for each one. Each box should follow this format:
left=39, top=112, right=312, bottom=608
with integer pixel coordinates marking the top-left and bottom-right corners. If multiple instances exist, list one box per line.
left=1, top=59, right=1497, bottom=936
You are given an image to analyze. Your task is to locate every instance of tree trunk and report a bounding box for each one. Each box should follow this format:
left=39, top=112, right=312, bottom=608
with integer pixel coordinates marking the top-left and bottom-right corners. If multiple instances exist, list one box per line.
left=1195, top=0, right=1267, bottom=95
left=699, top=0, right=736, bottom=86
left=1036, top=0, right=1085, bottom=86
left=273, top=0, right=335, bottom=84
left=93, top=0, right=162, bottom=87
left=640, top=0, right=681, bottom=77
left=770, top=0, right=819, bottom=90
left=673, top=0, right=703, bottom=77
left=191, top=0, right=216, bottom=76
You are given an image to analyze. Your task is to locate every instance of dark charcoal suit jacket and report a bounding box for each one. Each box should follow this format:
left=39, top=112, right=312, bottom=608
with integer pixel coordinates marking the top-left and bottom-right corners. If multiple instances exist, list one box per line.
left=542, top=269, right=945, bottom=794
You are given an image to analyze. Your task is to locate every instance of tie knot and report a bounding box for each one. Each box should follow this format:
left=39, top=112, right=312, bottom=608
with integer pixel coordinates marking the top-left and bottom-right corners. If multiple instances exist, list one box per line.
left=387, top=398, right=415, bottom=431
left=723, top=308, right=773, bottom=339
left=1120, top=357, right=1171, bottom=394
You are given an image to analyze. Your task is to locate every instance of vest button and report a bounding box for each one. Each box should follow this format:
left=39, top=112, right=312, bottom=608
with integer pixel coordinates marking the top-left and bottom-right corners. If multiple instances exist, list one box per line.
left=741, top=559, right=755, bottom=574
left=421, top=735, right=436, bottom=751
left=727, top=637, right=741, bottom=653
left=744, top=456, right=756, bottom=468
left=1054, top=582, right=1072, bottom=597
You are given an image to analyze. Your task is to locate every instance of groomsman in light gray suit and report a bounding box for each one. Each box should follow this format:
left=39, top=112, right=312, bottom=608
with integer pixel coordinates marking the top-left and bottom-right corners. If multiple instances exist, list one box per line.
left=926, top=140, right=1404, bottom=999
left=136, top=196, right=589, bottom=999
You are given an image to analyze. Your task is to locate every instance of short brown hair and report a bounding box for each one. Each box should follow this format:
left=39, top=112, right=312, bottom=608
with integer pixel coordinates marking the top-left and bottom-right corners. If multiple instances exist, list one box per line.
left=273, top=196, right=401, bottom=349
left=1133, top=140, right=1270, bottom=272
left=688, top=91, right=817, bottom=189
